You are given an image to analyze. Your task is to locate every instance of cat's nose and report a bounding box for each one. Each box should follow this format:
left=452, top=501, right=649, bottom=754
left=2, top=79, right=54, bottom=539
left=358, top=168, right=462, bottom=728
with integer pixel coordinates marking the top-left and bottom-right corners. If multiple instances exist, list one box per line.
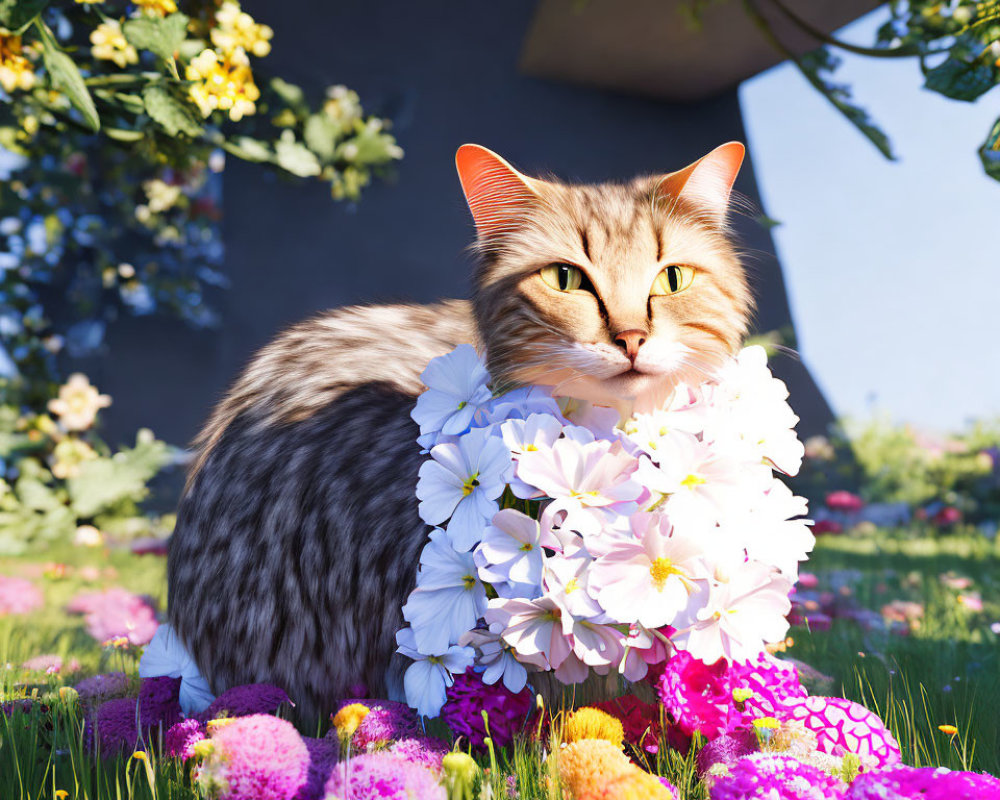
left=613, top=329, right=647, bottom=361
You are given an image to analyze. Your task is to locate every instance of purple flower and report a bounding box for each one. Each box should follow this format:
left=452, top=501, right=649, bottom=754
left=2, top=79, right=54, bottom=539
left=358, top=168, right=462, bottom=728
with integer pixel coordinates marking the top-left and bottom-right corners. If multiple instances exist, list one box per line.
left=66, top=588, right=159, bottom=645
left=441, top=668, right=533, bottom=749
left=93, top=697, right=141, bottom=757
left=200, top=683, right=290, bottom=721
left=295, top=737, right=339, bottom=800
left=0, top=576, right=43, bottom=615
left=324, top=752, right=445, bottom=800
left=74, top=672, right=131, bottom=707
left=847, top=765, right=1000, bottom=798
left=709, top=753, right=844, bottom=800
left=164, top=719, right=204, bottom=760
left=201, top=714, right=309, bottom=800
left=138, top=676, right=182, bottom=730
left=697, top=728, right=759, bottom=775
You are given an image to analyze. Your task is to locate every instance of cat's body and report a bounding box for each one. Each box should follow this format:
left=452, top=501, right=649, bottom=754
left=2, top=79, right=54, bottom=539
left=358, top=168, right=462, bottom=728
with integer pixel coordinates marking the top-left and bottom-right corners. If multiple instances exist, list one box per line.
left=168, top=144, right=753, bottom=722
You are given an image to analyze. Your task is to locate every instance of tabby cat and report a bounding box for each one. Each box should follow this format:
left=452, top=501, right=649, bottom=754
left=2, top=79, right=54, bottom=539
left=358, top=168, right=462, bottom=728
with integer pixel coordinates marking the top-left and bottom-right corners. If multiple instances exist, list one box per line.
left=167, top=142, right=753, bottom=721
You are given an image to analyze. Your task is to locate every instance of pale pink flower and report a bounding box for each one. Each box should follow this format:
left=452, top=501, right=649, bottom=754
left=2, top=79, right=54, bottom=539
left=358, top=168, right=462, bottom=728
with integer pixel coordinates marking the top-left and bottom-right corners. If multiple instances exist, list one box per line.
left=589, top=513, right=708, bottom=629
left=485, top=595, right=571, bottom=671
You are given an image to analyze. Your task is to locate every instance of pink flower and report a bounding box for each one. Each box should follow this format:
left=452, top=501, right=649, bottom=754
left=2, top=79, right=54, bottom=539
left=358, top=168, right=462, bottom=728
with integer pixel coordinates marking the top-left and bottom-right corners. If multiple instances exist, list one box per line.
left=933, top=506, right=962, bottom=526
left=441, top=668, right=533, bottom=749
left=825, top=491, right=864, bottom=513
left=847, top=765, right=1000, bottom=798
left=22, top=654, right=80, bottom=674
left=67, top=588, right=159, bottom=645
left=811, top=520, right=843, bottom=536
left=201, top=715, right=309, bottom=800
left=324, top=752, right=445, bottom=799
left=0, top=576, right=43, bottom=615
left=709, top=753, right=844, bottom=800
left=164, top=719, right=204, bottom=760
left=781, top=696, right=901, bottom=769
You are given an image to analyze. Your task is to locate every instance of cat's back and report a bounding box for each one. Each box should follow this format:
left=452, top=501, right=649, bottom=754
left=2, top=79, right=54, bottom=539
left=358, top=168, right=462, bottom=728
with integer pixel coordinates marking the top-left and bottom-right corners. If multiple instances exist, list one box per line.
left=167, top=298, right=475, bottom=718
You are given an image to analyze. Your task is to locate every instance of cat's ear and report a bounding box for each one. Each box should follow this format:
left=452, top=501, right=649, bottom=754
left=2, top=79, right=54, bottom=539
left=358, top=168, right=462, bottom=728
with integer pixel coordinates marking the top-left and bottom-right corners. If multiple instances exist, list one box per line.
left=657, top=142, right=745, bottom=220
left=456, top=144, right=540, bottom=240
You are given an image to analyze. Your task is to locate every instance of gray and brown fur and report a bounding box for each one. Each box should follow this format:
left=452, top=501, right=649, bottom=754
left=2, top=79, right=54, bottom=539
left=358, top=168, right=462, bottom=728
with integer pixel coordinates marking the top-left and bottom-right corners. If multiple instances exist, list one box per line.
left=167, top=143, right=753, bottom=722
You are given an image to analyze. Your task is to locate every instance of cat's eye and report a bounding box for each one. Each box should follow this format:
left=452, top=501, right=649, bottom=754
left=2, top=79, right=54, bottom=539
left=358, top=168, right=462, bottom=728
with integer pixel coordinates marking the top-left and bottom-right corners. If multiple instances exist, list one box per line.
left=540, top=263, right=586, bottom=293
left=650, top=265, right=695, bottom=296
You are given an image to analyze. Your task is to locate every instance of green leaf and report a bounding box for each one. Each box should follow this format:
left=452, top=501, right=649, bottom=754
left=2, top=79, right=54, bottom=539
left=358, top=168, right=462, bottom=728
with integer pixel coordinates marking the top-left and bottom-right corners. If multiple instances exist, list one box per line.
left=980, top=117, right=1000, bottom=182
left=796, top=47, right=893, bottom=160
left=40, top=34, right=100, bottom=132
left=223, top=135, right=272, bottom=162
left=303, top=113, right=341, bottom=162
left=143, top=85, right=204, bottom=137
left=924, top=57, right=996, bottom=102
left=105, top=127, right=145, bottom=142
left=67, top=431, right=171, bottom=518
left=0, top=0, right=48, bottom=34
left=275, top=135, right=321, bottom=177
left=123, top=12, right=189, bottom=63
left=270, top=77, right=308, bottom=114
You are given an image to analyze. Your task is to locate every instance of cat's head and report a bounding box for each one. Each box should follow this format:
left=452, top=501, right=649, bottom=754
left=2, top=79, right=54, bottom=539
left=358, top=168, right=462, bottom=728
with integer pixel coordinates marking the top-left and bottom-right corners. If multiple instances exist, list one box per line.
left=456, top=143, right=753, bottom=414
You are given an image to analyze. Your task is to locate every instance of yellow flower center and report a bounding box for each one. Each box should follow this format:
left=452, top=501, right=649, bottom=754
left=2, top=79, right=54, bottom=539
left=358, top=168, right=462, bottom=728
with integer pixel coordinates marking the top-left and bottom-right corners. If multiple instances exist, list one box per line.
left=461, top=473, right=480, bottom=497
left=680, top=473, right=707, bottom=489
left=524, top=444, right=538, bottom=451
left=462, top=573, right=477, bottom=590
left=649, top=557, right=683, bottom=591
left=564, top=578, right=581, bottom=594
left=519, top=542, right=533, bottom=552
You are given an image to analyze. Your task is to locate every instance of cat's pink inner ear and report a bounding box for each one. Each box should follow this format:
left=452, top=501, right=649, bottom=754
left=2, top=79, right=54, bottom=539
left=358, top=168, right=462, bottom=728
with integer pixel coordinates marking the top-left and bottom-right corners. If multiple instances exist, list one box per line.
left=455, top=144, right=537, bottom=240
left=660, top=141, right=746, bottom=219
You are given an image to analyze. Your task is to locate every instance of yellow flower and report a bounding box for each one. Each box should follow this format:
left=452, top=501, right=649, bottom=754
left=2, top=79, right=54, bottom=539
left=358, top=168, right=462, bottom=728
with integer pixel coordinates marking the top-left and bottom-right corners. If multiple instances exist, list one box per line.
left=143, top=178, right=182, bottom=213
left=558, top=739, right=633, bottom=799
left=185, top=47, right=260, bottom=122
left=54, top=792, right=69, bottom=800
left=732, top=688, right=753, bottom=703
left=192, top=739, right=214, bottom=759
left=938, top=724, right=959, bottom=736
left=48, top=374, right=111, bottom=431
left=211, top=1, right=273, bottom=58
left=59, top=686, right=79, bottom=704
left=134, top=0, right=177, bottom=16
left=0, top=31, right=36, bottom=93
left=51, top=438, right=99, bottom=479
left=752, top=716, right=781, bottom=730
left=207, top=717, right=237, bottom=732
left=131, top=750, right=147, bottom=761
left=332, top=702, right=370, bottom=740
left=562, top=708, right=625, bottom=749
left=90, top=20, right=138, bottom=69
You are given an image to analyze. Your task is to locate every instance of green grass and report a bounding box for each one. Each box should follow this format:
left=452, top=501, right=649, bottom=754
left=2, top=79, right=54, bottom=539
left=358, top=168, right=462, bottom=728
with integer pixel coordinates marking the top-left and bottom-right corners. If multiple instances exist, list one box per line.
left=0, top=527, right=997, bottom=798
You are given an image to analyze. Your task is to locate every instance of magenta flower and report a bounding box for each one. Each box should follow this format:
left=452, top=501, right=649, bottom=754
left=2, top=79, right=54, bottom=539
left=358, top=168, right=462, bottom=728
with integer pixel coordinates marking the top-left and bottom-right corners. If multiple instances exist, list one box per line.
left=441, top=668, right=533, bottom=749
left=339, top=700, right=419, bottom=749
left=825, top=490, right=864, bottom=513
left=324, top=752, right=445, bottom=799
left=202, top=714, right=309, bottom=800
left=67, top=587, right=159, bottom=645
left=781, top=696, right=900, bottom=768
left=164, top=719, right=204, bottom=760
left=387, top=736, right=450, bottom=771
left=0, top=576, right=43, bottom=615
left=847, top=765, right=1000, bottom=798
left=709, top=753, right=844, bottom=799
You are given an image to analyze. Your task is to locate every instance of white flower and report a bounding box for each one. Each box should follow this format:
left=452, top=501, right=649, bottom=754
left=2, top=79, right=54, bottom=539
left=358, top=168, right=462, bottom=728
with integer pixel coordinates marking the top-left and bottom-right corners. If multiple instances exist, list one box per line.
left=411, top=344, right=492, bottom=443
left=416, top=427, right=511, bottom=551
left=474, top=508, right=553, bottom=598
left=500, top=413, right=564, bottom=455
left=589, top=512, right=708, bottom=630
left=542, top=552, right=603, bottom=625
left=720, top=479, right=814, bottom=576
left=515, top=437, right=642, bottom=535
left=485, top=595, right=572, bottom=670
left=402, top=529, right=488, bottom=654
left=396, top=627, right=475, bottom=717
left=47, top=374, right=111, bottom=431
left=622, top=391, right=707, bottom=461
left=671, top=562, right=793, bottom=664
left=458, top=625, right=529, bottom=693
left=556, top=397, right=621, bottom=439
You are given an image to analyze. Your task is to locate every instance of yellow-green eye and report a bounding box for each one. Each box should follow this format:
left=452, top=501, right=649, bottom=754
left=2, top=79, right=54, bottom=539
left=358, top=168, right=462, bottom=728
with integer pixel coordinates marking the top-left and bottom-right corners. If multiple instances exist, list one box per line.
left=650, top=265, right=695, bottom=296
left=540, top=264, right=584, bottom=292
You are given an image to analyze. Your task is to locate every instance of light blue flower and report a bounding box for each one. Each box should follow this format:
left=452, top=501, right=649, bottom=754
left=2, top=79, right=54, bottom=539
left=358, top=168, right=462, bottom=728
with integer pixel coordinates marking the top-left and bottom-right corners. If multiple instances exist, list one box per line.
left=396, top=627, right=474, bottom=718
left=411, top=344, right=491, bottom=444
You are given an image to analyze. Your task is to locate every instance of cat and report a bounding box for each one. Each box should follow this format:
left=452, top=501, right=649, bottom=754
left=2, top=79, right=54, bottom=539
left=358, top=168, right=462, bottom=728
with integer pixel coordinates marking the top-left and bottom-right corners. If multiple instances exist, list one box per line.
left=166, top=142, right=753, bottom=722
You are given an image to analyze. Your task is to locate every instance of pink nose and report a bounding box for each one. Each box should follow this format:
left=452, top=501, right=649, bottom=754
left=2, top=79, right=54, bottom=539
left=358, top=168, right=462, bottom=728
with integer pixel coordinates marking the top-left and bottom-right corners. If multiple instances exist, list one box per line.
left=613, top=329, right=647, bottom=361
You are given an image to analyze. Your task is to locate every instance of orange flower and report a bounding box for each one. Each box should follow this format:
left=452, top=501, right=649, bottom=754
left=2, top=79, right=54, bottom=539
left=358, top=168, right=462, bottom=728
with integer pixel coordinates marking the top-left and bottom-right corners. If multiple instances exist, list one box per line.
left=938, top=724, right=959, bottom=736
left=558, top=739, right=632, bottom=798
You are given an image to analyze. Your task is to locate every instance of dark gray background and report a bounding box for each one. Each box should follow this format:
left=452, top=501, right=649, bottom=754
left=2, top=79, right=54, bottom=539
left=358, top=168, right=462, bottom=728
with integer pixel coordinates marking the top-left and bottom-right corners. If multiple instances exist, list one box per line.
left=84, top=0, right=832, bottom=450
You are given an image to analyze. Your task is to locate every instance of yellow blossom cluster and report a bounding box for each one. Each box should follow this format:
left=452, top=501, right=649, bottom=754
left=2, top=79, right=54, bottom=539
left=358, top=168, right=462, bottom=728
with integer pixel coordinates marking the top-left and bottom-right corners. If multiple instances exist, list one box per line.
left=558, top=738, right=675, bottom=800
left=90, top=20, right=138, bottom=69
left=0, top=31, right=35, bottom=94
left=186, top=47, right=260, bottom=122
left=211, top=1, right=273, bottom=58
left=332, top=702, right=370, bottom=740
left=562, top=708, right=625, bottom=749
left=134, top=0, right=177, bottom=16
